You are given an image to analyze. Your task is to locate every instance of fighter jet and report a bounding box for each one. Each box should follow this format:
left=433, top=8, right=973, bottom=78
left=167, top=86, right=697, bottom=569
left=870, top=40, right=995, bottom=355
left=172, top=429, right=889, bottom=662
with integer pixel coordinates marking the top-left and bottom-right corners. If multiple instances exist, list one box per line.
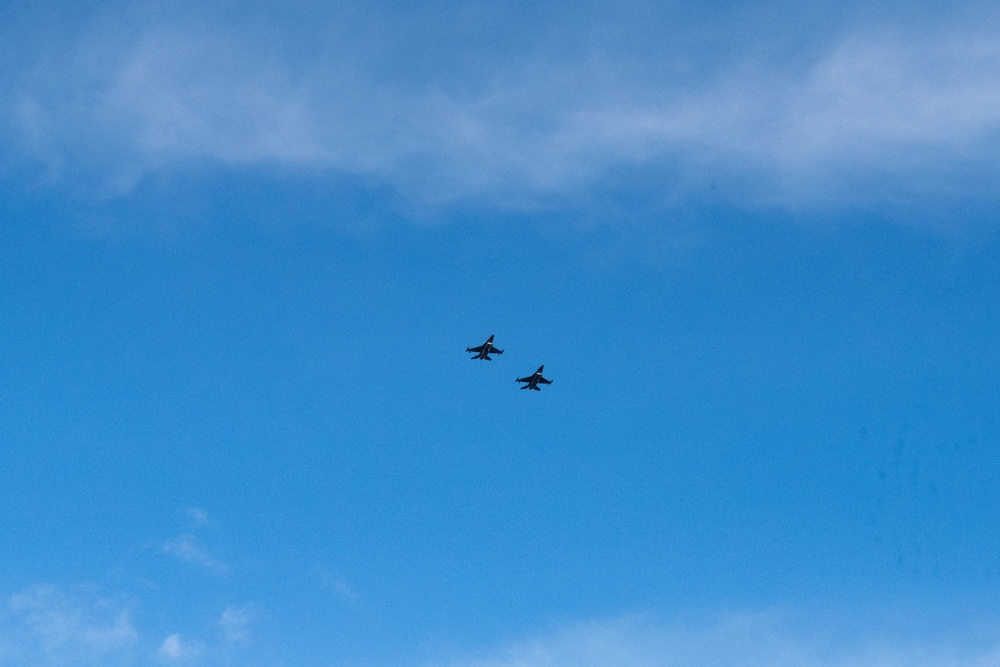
left=466, top=335, right=504, bottom=360
left=516, top=365, right=552, bottom=391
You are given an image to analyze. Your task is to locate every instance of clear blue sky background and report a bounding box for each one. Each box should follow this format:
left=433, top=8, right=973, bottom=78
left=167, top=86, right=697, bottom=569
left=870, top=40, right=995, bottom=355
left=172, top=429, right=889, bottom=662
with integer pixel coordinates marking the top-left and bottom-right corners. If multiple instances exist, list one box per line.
left=3, top=1, right=1000, bottom=665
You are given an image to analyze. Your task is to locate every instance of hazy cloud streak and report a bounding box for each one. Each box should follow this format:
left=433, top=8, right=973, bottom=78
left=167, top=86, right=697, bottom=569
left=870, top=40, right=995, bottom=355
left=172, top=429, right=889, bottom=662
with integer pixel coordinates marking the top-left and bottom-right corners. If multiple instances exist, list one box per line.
left=157, top=633, right=201, bottom=662
left=161, top=534, right=229, bottom=574
left=5, top=3, right=1000, bottom=211
left=435, top=613, right=1000, bottom=667
left=0, top=585, right=137, bottom=666
left=218, top=606, right=253, bottom=644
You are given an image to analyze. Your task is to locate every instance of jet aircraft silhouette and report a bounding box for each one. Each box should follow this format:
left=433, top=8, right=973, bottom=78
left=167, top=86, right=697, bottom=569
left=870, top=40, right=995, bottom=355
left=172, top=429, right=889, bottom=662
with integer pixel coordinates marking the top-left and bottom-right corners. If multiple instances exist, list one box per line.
left=466, top=335, right=504, bottom=360
left=516, top=365, right=552, bottom=391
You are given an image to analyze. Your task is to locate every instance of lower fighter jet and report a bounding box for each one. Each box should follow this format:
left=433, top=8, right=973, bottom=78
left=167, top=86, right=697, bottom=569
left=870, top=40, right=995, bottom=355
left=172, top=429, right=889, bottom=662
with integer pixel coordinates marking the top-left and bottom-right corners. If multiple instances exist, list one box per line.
left=466, top=335, right=504, bottom=360
left=516, top=365, right=552, bottom=391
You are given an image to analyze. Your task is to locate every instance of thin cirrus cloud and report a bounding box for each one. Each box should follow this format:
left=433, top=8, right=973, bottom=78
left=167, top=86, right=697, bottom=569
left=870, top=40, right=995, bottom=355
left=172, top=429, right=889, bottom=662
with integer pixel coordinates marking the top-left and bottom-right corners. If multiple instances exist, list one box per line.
left=0, top=583, right=257, bottom=665
left=0, top=585, right=137, bottom=666
left=434, top=614, right=1000, bottom=667
left=157, top=633, right=201, bottom=662
left=217, top=605, right=254, bottom=644
left=5, top=3, right=1000, bottom=211
left=184, top=507, right=212, bottom=529
left=160, top=533, right=230, bottom=575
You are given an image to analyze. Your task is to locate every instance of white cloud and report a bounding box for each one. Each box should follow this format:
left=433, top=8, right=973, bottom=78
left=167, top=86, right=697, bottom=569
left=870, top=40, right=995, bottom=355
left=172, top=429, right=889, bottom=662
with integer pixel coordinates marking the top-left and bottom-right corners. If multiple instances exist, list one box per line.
left=0, top=584, right=137, bottom=666
left=161, top=534, right=229, bottom=574
left=0, top=580, right=259, bottom=666
left=157, top=633, right=201, bottom=662
left=218, top=605, right=253, bottom=644
left=185, top=507, right=212, bottom=528
left=433, top=613, right=1000, bottom=667
left=5, top=4, right=1000, bottom=212
left=319, top=570, right=359, bottom=602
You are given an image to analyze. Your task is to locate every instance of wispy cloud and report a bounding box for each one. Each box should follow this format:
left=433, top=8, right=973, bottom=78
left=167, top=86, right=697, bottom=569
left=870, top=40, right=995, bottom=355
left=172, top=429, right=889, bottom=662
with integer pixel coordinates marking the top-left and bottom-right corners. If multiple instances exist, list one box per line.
left=4, top=3, right=1000, bottom=213
left=319, top=569, right=359, bottom=602
left=0, top=584, right=137, bottom=666
left=157, top=633, right=201, bottom=662
left=0, top=570, right=261, bottom=665
left=217, top=605, right=253, bottom=644
left=161, top=533, right=229, bottom=575
left=184, top=507, right=212, bottom=529
left=433, top=613, right=1000, bottom=667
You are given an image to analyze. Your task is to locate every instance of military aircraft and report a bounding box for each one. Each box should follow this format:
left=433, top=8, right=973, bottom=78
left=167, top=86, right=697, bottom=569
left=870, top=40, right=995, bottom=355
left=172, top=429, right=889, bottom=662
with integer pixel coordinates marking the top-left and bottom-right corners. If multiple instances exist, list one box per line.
left=466, top=335, right=504, bottom=360
left=516, top=365, right=552, bottom=391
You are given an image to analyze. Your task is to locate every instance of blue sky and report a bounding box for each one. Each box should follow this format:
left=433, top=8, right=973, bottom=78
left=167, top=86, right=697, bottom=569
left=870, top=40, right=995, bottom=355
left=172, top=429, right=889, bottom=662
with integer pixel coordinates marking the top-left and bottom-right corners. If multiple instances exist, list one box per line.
left=3, top=1, right=1000, bottom=665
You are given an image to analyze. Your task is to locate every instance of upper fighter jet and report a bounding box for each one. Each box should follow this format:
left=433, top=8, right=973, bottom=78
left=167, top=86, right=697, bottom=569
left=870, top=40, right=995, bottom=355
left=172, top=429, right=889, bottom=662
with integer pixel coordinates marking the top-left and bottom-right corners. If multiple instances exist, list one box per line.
left=466, top=335, right=504, bottom=360
left=516, top=365, right=552, bottom=391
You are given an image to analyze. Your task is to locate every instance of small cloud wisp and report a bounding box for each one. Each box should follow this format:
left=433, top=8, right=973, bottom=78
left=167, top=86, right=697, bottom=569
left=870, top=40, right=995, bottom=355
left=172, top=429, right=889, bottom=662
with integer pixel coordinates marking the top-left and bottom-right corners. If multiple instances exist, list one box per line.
left=435, top=613, right=1000, bottom=667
